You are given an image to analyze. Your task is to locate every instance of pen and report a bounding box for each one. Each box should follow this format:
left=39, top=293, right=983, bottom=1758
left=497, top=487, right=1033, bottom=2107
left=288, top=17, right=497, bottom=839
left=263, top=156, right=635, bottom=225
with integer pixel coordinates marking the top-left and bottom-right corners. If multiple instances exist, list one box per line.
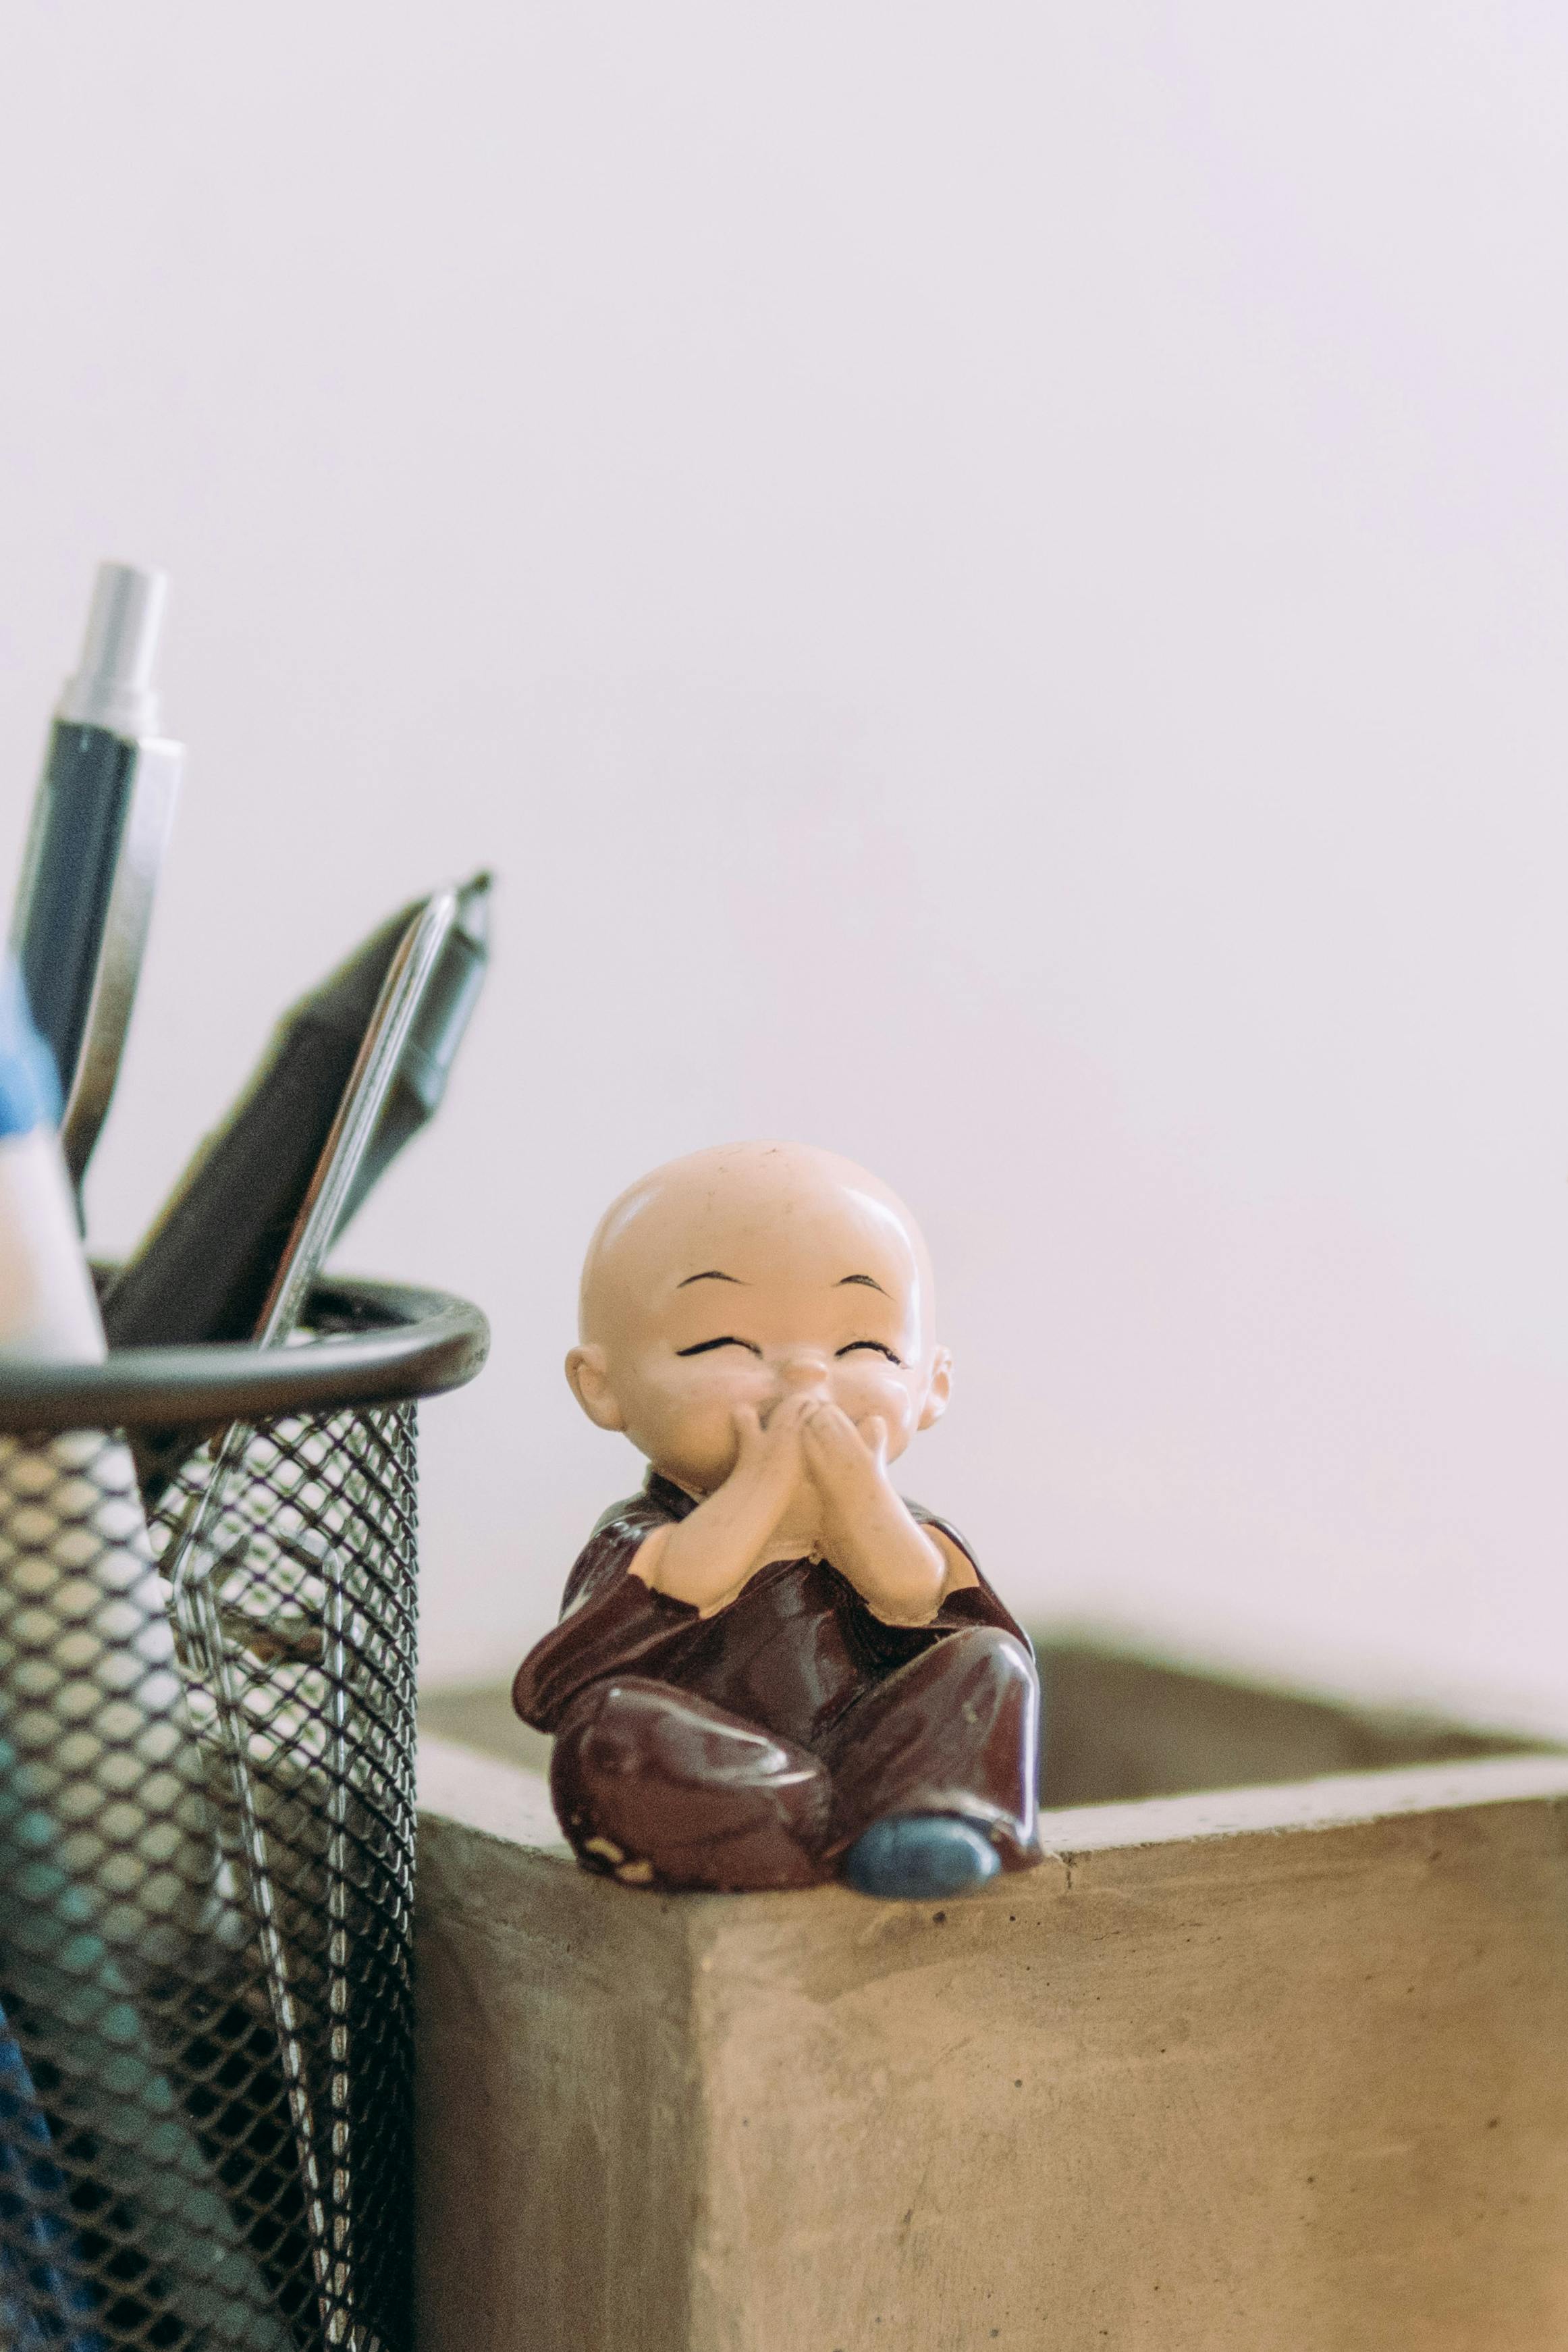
left=0, top=964, right=101, bottom=1358
left=0, top=969, right=103, bottom=2351
left=330, top=868, right=491, bottom=1233
left=0, top=1994, right=102, bottom=2352
left=0, top=1732, right=291, bottom=2351
left=0, top=964, right=292, bottom=2350
left=7, top=564, right=182, bottom=1198
left=103, top=872, right=491, bottom=1354
left=158, top=885, right=483, bottom=2347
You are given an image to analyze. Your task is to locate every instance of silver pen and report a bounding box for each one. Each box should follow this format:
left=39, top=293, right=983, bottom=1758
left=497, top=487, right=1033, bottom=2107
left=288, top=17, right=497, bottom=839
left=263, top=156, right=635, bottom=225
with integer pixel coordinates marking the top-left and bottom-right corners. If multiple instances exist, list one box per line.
left=8, top=562, right=183, bottom=1198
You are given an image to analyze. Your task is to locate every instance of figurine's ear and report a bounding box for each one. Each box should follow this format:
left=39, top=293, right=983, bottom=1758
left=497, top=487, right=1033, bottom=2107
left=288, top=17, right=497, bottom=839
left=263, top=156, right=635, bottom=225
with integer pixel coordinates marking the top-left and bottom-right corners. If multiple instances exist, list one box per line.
left=917, top=1345, right=952, bottom=1431
left=566, top=1344, right=626, bottom=1432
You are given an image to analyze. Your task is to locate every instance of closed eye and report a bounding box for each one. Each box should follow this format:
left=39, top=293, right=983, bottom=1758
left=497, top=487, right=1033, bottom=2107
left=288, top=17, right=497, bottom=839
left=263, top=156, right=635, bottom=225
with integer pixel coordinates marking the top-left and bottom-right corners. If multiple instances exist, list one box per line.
left=675, top=1337, right=763, bottom=1358
left=835, top=1340, right=904, bottom=1365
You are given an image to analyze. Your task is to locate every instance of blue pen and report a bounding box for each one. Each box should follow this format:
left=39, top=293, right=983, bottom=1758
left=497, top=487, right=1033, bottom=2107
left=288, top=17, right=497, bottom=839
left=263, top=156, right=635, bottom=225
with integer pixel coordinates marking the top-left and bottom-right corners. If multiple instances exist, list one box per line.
left=0, top=986, right=101, bottom=2349
left=0, top=966, right=294, bottom=2350
left=7, top=564, right=182, bottom=1199
left=0, top=961, right=101, bottom=1358
left=0, top=1996, right=103, bottom=2352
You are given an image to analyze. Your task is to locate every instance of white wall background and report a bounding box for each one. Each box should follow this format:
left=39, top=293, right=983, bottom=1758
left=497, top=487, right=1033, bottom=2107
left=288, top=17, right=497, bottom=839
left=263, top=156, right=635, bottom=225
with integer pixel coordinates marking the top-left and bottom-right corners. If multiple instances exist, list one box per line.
left=3, top=4, right=1566, bottom=1721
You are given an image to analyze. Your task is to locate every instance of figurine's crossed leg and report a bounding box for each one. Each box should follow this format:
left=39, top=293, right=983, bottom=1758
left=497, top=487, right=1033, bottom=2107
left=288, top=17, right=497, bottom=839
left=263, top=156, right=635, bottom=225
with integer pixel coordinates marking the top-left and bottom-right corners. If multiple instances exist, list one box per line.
left=549, top=1624, right=1039, bottom=1894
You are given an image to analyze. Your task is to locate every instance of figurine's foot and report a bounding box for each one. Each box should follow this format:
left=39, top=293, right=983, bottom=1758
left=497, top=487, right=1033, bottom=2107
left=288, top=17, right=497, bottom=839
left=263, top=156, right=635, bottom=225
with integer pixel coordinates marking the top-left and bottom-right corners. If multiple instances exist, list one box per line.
left=841, top=1815, right=1002, bottom=1902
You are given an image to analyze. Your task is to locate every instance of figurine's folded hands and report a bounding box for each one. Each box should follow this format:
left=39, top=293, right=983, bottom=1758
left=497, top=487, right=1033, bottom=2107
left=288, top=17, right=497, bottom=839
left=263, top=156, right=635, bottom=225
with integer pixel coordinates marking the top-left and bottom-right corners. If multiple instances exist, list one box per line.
left=800, top=1400, right=978, bottom=1626
left=630, top=1393, right=817, bottom=1616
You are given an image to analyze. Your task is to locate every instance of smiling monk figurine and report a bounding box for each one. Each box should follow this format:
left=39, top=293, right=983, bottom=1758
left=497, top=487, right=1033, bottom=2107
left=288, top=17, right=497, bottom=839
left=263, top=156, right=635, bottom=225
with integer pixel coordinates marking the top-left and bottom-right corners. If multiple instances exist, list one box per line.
left=512, top=1141, right=1042, bottom=1900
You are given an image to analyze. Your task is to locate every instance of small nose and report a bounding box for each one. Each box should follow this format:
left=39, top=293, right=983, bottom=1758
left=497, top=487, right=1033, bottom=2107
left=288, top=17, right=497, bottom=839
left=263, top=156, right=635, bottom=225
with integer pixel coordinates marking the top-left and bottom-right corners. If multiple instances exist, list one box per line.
left=774, top=1349, right=829, bottom=1392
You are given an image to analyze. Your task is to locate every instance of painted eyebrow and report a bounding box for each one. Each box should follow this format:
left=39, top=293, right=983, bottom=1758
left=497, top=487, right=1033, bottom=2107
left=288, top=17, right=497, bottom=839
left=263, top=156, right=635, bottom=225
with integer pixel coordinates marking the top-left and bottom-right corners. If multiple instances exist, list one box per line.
left=836, top=1274, right=888, bottom=1294
left=676, top=1270, right=747, bottom=1288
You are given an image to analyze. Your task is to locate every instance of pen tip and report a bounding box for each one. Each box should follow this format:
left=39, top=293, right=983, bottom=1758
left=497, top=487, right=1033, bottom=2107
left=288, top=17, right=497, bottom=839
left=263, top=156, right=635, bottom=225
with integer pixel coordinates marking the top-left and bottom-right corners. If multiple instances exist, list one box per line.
left=454, top=872, right=494, bottom=944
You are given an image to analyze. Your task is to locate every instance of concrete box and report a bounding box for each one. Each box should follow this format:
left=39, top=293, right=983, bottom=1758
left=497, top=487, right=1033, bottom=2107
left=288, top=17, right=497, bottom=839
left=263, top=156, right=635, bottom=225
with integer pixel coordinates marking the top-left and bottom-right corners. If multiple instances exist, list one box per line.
left=414, top=1646, right=1568, bottom=2352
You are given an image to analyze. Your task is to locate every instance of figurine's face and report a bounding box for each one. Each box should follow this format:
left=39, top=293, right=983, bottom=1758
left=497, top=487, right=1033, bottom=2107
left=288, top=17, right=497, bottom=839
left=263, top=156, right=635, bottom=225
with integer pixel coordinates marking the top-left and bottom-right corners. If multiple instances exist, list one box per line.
left=568, top=1143, right=952, bottom=1495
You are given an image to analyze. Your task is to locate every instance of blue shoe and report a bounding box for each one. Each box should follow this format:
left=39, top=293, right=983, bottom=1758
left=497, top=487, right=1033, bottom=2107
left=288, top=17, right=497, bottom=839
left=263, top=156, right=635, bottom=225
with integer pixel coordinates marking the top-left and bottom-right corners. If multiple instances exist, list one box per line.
left=841, top=1815, right=1002, bottom=1901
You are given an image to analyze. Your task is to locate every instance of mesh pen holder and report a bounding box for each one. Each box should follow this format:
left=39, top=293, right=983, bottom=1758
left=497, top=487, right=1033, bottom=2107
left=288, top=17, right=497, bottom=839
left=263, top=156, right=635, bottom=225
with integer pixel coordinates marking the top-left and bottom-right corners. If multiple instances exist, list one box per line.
left=0, top=1277, right=487, bottom=2352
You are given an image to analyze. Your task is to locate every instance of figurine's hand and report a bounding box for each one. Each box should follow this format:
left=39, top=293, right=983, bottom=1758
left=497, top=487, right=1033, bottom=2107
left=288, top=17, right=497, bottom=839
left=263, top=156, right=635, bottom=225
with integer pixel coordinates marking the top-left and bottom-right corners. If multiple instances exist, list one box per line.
left=728, top=1392, right=814, bottom=1524
left=632, top=1394, right=815, bottom=1616
left=799, top=1400, right=890, bottom=1523
left=800, top=1401, right=964, bottom=1626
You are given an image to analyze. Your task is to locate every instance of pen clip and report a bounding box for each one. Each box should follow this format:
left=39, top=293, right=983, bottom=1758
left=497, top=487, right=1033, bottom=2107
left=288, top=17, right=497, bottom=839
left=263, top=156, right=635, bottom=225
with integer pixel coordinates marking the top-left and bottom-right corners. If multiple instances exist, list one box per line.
left=252, top=886, right=462, bottom=1348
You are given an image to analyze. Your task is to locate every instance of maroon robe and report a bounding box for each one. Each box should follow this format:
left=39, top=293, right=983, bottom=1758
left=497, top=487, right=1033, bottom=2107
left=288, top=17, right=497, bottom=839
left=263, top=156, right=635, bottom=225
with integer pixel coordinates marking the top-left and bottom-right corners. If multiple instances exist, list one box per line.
left=513, top=1470, right=1041, bottom=1892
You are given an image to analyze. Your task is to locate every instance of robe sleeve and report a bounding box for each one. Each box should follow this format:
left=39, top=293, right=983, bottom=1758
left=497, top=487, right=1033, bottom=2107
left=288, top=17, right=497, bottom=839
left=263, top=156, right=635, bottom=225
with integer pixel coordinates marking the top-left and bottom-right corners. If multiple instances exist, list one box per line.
left=511, top=1492, right=703, bottom=1732
left=918, top=1508, right=1032, bottom=1645
left=845, top=1503, right=1035, bottom=1674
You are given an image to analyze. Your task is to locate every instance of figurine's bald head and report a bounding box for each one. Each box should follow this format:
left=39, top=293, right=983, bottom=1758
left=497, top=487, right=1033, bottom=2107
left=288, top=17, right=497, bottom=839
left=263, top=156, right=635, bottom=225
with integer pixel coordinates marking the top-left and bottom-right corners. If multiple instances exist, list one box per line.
left=580, top=1140, right=936, bottom=1349
left=569, top=1142, right=950, bottom=1493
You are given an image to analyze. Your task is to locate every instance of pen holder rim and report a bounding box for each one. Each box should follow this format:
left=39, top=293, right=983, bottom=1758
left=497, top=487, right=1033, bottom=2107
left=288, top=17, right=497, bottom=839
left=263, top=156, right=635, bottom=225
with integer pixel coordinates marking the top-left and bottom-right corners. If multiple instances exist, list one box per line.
left=0, top=1273, right=489, bottom=1431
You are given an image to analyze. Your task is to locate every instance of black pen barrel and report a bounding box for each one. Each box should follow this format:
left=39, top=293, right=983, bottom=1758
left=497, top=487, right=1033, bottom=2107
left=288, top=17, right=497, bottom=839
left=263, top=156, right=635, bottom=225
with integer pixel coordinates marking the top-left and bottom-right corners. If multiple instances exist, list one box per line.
left=102, top=907, right=414, bottom=1352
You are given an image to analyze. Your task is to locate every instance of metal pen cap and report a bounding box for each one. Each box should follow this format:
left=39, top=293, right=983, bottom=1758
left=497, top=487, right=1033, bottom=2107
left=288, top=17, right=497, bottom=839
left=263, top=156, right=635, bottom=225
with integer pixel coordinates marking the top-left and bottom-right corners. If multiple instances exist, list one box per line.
left=56, top=562, right=168, bottom=736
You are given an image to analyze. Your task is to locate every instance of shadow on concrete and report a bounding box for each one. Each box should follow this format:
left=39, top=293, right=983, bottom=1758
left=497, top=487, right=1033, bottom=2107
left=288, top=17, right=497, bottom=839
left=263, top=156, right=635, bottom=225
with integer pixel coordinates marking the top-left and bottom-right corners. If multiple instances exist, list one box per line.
left=421, top=1633, right=1556, bottom=1811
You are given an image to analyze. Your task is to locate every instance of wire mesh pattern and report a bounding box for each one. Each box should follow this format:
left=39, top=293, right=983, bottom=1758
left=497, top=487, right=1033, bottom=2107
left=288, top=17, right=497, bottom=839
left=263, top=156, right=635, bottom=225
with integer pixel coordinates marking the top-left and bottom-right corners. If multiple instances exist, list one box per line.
left=0, top=1398, right=419, bottom=2352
